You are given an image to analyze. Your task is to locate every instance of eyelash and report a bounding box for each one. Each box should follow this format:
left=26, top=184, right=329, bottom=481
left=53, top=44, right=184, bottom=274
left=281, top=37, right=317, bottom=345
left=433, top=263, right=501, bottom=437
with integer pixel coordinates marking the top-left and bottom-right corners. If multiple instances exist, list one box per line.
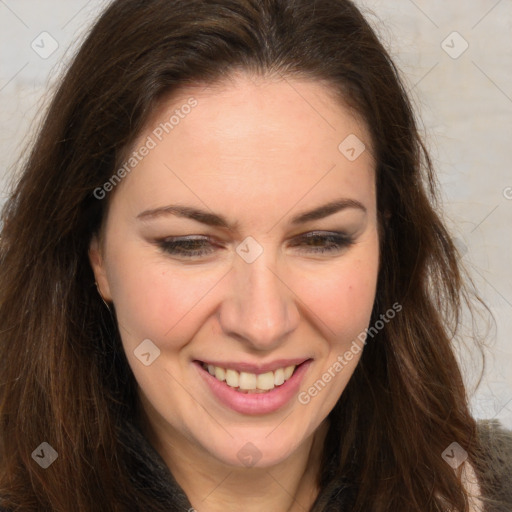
left=156, top=232, right=355, bottom=258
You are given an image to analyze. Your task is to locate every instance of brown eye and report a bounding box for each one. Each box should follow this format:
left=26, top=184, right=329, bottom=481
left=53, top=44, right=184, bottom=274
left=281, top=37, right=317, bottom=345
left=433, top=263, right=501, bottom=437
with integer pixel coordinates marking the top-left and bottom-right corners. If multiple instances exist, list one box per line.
left=158, top=236, right=215, bottom=258
left=290, top=231, right=355, bottom=254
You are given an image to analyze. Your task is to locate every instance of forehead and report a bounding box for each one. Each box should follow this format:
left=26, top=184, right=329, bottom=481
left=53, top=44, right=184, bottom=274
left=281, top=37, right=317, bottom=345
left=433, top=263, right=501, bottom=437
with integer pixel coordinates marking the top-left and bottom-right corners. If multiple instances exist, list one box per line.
left=146, top=73, right=369, bottom=144
left=108, top=73, right=376, bottom=228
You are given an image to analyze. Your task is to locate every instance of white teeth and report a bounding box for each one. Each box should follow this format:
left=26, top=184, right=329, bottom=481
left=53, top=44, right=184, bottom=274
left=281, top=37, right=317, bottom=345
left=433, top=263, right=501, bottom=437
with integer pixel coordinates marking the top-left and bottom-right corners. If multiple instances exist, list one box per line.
left=284, top=365, right=295, bottom=379
left=202, top=362, right=298, bottom=392
left=257, top=371, right=275, bottom=390
left=274, top=368, right=285, bottom=386
left=225, top=369, right=239, bottom=388
left=239, top=372, right=257, bottom=390
left=214, top=366, right=226, bottom=382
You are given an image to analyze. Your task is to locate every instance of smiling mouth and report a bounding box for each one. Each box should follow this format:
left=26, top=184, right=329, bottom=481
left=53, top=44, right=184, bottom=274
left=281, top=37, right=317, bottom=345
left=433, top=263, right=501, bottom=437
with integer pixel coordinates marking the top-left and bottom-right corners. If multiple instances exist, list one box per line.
left=199, top=361, right=303, bottom=393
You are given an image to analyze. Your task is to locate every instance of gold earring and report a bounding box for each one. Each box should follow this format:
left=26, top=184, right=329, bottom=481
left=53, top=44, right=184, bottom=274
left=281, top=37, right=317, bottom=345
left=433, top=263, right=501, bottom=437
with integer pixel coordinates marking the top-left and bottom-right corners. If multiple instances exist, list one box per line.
left=95, top=281, right=113, bottom=313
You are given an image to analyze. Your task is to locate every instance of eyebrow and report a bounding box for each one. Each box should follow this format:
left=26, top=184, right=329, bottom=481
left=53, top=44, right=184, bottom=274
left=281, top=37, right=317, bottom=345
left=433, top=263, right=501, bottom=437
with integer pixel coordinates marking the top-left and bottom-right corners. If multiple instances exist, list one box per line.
left=136, top=198, right=366, bottom=230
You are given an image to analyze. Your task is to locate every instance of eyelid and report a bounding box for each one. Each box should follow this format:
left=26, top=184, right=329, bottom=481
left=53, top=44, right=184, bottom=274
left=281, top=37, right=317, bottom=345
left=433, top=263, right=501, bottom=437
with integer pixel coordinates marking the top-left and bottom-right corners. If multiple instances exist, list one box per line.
left=158, top=230, right=353, bottom=244
left=155, top=230, right=356, bottom=259
left=294, top=230, right=352, bottom=239
left=290, top=231, right=355, bottom=248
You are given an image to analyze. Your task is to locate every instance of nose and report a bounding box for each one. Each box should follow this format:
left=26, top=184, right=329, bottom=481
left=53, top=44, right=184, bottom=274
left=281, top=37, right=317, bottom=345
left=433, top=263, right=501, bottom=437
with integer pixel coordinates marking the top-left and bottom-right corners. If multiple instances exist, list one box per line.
left=218, top=249, right=300, bottom=351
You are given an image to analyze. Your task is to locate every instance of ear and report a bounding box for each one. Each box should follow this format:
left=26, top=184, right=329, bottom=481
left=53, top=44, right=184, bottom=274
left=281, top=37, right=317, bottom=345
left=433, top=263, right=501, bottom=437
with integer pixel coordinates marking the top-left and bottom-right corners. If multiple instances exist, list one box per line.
left=89, top=234, right=113, bottom=302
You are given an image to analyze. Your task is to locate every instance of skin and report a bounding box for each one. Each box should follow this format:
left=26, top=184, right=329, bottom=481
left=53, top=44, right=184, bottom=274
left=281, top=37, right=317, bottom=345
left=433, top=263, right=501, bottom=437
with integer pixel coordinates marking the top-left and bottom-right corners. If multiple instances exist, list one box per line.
left=89, top=71, right=382, bottom=511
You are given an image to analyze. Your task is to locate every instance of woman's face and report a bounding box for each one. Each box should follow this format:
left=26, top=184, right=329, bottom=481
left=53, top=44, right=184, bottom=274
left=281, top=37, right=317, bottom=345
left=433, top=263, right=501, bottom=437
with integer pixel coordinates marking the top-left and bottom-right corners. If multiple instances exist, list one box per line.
left=89, top=73, right=380, bottom=468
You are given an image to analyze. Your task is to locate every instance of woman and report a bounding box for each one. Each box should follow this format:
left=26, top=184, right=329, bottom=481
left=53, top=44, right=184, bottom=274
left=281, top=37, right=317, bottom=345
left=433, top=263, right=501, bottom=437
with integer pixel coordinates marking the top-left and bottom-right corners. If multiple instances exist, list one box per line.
left=0, top=0, right=510, bottom=510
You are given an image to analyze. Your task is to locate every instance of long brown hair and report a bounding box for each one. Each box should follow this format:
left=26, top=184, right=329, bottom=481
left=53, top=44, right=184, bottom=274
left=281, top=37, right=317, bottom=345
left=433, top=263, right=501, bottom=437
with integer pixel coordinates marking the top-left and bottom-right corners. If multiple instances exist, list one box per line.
left=0, top=0, right=492, bottom=510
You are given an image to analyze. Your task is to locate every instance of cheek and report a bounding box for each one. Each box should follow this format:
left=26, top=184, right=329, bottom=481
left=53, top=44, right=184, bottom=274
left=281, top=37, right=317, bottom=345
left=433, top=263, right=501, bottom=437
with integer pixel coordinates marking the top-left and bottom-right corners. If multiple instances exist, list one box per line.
left=105, top=247, right=225, bottom=347
left=295, top=253, right=379, bottom=346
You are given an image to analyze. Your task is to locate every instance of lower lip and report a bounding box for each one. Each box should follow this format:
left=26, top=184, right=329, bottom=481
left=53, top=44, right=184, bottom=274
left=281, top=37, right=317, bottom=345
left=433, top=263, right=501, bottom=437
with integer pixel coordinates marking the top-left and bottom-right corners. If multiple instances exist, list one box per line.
left=195, top=360, right=312, bottom=415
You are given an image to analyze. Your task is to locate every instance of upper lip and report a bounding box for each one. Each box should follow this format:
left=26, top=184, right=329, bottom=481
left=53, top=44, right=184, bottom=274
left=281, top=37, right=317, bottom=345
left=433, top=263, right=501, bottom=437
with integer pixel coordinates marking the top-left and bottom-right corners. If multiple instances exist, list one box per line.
left=196, top=358, right=311, bottom=374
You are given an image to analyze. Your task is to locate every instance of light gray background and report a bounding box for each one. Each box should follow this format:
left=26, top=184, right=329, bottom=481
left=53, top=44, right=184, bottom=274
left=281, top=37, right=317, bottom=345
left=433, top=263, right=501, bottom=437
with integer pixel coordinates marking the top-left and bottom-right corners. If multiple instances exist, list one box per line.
left=1, top=0, right=511, bottom=427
